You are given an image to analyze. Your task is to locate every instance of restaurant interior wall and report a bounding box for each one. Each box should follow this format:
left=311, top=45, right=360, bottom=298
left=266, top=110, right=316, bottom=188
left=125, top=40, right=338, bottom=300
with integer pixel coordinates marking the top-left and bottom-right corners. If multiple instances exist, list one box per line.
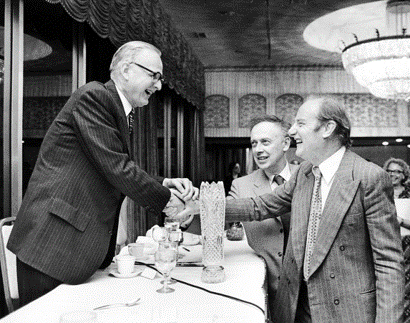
left=204, top=67, right=410, bottom=181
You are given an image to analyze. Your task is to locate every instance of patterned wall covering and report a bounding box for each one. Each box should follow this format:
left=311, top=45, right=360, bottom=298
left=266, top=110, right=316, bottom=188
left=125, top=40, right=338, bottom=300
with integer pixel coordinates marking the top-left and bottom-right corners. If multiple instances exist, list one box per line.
left=275, top=94, right=304, bottom=125
left=205, top=68, right=410, bottom=137
left=339, top=94, right=398, bottom=127
left=23, top=97, right=69, bottom=136
left=204, top=95, right=230, bottom=128
left=238, top=94, right=267, bottom=128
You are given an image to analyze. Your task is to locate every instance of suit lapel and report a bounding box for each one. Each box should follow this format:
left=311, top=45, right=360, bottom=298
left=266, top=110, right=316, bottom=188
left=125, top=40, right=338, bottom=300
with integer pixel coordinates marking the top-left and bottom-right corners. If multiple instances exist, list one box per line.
left=308, top=150, right=360, bottom=277
left=292, top=165, right=315, bottom=270
left=104, top=80, right=132, bottom=155
left=252, top=169, right=272, bottom=196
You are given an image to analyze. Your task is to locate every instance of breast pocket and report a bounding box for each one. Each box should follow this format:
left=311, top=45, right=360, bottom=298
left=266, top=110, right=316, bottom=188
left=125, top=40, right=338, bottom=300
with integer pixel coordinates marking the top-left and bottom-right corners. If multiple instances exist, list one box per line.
left=49, top=197, right=91, bottom=232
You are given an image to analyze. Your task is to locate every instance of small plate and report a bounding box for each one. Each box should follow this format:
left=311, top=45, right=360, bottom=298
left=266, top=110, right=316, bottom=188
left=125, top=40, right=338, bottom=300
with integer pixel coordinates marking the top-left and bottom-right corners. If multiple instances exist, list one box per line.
left=109, top=268, right=142, bottom=279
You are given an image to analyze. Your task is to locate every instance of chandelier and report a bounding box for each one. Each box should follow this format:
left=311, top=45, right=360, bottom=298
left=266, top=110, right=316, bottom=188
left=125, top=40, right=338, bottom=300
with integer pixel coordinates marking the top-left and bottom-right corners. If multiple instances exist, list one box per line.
left=342, top=1, right=410, bottom=101
left=304, top=1, right=410, bottom=101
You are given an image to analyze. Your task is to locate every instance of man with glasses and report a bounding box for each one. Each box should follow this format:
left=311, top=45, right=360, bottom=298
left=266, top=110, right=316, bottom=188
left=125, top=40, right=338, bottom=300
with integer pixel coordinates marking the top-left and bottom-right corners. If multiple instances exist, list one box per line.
left=8, top=40, right=196, bottom=306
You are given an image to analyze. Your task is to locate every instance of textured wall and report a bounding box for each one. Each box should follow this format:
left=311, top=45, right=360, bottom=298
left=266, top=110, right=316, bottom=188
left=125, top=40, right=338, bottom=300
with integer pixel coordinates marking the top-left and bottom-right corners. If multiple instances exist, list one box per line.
left=204, top=67, right=410, bottom=137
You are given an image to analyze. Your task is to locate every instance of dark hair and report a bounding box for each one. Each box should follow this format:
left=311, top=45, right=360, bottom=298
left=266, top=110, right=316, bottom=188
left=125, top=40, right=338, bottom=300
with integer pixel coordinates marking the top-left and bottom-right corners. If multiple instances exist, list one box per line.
left=383, top=157, right=410, bottom=187
left=228, top=161, right=240, bottom=175
left=311, top=96, right=352, bottom=148
left=249, top=115, right=291, bottom=138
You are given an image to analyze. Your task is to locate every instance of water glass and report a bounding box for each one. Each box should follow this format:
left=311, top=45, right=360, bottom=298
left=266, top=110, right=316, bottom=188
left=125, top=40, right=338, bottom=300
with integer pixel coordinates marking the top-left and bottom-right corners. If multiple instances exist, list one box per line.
left=155, top=241, right=177, bottom=293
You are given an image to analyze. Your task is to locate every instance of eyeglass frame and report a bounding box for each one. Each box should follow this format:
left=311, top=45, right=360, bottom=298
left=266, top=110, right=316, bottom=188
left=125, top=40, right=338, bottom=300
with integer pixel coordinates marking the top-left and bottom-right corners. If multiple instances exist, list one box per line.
left=130, top=62, right=164, bottom=82
left=386, top=169, right=404, bottom=175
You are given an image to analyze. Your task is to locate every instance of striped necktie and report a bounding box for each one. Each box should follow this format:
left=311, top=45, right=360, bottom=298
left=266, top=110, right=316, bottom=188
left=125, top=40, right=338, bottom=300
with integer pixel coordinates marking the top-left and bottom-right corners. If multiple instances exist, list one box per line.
left=303, top=166, right=322, bottom=280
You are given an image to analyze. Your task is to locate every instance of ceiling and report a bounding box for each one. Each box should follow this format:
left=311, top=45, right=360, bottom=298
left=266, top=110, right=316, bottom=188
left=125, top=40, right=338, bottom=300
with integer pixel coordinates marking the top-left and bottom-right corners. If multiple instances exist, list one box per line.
left=158, top=0, right=377, bottom=69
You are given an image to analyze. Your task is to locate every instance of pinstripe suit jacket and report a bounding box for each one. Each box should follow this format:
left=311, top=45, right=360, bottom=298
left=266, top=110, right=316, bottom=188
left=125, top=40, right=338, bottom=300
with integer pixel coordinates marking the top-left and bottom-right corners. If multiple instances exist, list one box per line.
left=227, top=167, right=294, bottom=315
left=7, top=80, right=170, bottom=284
left=226, top=150, right=405, bottom=323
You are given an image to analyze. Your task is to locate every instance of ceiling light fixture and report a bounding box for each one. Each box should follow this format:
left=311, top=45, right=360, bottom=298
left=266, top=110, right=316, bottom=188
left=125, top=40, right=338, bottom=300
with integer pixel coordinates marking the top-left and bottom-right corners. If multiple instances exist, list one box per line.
left=304, top=1, right=410, bottom=101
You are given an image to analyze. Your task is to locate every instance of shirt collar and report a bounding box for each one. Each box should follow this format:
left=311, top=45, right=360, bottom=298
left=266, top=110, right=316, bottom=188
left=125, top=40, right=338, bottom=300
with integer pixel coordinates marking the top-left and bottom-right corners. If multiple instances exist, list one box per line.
left=115, top=83, right=133, bottom=116
left=317, top=146, right=346, bottom=184
left=267, top=162, right=292, bottom=183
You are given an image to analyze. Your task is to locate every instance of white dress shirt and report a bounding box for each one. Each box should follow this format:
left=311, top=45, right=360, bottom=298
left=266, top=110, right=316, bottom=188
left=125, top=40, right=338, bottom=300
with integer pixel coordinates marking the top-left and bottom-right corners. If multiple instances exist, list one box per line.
left=115, top=84, right=133, bottom=123
left=317, top=146, right=346, bottom=212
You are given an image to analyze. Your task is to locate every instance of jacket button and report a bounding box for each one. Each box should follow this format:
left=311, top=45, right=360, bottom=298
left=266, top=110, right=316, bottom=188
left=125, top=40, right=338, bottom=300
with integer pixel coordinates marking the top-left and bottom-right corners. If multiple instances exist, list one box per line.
left=339, top=245, right=345, bottom=251
left=280, top=229, right=284, bottom=233
left=278, top=252, right=282, bottom=257
left=334, top=298, right=340, bottom=305
left=330, top=273, right=335, bottom=278
left=108, top=230, right=113, bottom=235
left=278, top=276, right=280, bottom=280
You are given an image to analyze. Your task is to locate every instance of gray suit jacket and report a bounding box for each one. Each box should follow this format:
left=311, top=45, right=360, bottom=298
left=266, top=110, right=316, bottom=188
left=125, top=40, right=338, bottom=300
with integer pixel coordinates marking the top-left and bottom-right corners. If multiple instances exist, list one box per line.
left=8, top=80, right=170, bottom=284
left=225, top=150, right=404, bottom=323
left=227, top=168, right=293, bottom=312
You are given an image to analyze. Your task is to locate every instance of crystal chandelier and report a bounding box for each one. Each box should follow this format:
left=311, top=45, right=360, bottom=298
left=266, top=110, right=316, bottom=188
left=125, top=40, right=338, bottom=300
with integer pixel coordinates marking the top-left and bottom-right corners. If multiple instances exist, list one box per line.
left=341, top=0, right=410, bottom=101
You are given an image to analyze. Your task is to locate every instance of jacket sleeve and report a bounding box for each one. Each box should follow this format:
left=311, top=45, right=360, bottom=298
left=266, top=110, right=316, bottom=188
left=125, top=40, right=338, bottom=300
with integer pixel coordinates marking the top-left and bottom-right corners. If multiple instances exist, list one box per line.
left=71, top=86, right=170, bottom=214
left=225, top=169, right=296, bottom=222
left=363, top=167, right=405, bottom=322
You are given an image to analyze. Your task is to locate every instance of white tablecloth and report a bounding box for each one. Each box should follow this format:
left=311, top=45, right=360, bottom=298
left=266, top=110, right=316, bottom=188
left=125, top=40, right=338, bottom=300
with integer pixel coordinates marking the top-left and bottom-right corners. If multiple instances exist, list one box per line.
left=1, top=239, right=267, bottom=323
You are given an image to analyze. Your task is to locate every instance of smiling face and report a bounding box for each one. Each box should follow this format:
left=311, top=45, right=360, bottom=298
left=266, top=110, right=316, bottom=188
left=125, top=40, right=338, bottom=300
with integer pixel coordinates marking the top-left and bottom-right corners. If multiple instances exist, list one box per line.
left=386, top=162, right=405, bottom=187
left=288, top=99, right=326, bottom=165
left=250, top=121, right=290, bottom=176
left=122, top=48, right=163, bottom=108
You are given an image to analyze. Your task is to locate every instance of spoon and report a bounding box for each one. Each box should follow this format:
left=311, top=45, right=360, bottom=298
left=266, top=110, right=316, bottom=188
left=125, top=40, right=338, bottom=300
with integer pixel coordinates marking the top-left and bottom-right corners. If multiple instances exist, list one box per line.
left=93, top=298, right=141, bottom=310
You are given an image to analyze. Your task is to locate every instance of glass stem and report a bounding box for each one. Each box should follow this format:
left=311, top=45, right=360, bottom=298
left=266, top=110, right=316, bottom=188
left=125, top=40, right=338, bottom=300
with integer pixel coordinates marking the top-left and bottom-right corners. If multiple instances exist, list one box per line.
left=163, top=273, right=169, bottom=290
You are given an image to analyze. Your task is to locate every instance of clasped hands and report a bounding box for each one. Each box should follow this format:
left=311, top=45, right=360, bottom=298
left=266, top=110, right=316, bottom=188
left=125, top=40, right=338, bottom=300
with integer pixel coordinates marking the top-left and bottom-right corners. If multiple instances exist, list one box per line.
left=162, top=178, right=200, bottom=227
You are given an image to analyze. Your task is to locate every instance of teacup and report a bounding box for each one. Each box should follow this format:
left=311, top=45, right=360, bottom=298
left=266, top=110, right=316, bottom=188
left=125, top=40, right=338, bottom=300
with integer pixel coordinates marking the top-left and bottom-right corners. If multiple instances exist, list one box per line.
left=128, top=242, right=145, bottom=259
left=116, top=254, right=136, bottom=275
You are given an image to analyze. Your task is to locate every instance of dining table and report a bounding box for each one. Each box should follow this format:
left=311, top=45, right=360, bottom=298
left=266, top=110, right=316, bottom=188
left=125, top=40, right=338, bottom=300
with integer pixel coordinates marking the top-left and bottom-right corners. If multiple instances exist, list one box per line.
left=0, top=237, right=267, bottom=323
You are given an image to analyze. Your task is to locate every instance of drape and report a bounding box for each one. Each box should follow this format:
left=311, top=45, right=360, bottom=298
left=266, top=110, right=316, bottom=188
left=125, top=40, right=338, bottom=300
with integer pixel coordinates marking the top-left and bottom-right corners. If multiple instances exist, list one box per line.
left=44, top=0, right=205, bottom=110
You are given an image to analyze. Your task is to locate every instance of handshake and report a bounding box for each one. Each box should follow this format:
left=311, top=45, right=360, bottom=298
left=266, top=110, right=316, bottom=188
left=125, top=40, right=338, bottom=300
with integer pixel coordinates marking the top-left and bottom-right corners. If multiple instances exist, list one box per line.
left=161, top=178, right=200, bottom=227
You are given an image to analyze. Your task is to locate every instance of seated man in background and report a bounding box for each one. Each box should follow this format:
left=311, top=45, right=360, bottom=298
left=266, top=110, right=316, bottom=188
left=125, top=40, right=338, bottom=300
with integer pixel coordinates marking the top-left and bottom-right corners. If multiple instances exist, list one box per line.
left=227, top=115, right=297, bottom=317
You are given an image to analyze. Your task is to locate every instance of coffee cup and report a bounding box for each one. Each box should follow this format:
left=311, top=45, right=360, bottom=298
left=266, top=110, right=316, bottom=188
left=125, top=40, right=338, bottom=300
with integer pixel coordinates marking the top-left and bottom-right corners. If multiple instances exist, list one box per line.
left=128, top=242, right=145, bottom=259
left=116, top=254, right=136, bottom=275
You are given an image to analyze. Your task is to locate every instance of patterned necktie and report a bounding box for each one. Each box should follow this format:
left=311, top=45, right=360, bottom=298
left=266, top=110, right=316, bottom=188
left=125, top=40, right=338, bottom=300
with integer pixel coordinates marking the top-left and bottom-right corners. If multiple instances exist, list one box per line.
left=128, top=108, right=135, bottom=135
left=304, top=166, right=322, bottom=280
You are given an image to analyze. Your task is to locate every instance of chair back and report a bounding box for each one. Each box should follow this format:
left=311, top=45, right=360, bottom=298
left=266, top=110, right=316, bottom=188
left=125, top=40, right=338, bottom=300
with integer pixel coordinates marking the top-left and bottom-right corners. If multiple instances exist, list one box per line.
left=0, top=217, right=18, bottom=313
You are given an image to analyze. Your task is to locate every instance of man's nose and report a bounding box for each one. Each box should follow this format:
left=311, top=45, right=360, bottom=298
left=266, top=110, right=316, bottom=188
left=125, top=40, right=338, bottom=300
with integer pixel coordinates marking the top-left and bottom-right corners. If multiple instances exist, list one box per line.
left=154, top=80, right=162, bottom=91
left=288, top=124, right=296, bottom=137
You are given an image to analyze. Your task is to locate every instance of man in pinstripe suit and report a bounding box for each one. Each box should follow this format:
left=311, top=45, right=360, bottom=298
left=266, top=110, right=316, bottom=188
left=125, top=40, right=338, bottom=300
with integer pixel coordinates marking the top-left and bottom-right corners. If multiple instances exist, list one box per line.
left=7, top=41, right=196, bottom=306
left=181, top=96, right=405, bottom=322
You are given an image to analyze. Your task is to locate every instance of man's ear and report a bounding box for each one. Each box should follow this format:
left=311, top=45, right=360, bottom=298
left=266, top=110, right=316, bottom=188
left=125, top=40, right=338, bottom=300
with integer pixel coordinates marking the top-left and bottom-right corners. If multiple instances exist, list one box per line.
left=283, top=136, right=291, bottom=152
left=322, top=120, right=337, bottom=139
left=120, top=62, right=131, bottom=81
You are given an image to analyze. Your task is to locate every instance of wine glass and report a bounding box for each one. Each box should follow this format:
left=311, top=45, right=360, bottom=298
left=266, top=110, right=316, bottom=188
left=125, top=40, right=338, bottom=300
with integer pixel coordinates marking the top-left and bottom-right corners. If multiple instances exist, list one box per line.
left=155, top=241, right=177, bottom=293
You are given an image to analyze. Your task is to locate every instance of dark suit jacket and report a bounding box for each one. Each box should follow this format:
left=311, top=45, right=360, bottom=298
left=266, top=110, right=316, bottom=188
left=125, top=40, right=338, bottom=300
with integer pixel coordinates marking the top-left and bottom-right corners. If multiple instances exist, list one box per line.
left=227, top=167, right=295, bottom=314
left=225, top=150, right=404, bottom=323
left=8, top=80, right=170, bottom=284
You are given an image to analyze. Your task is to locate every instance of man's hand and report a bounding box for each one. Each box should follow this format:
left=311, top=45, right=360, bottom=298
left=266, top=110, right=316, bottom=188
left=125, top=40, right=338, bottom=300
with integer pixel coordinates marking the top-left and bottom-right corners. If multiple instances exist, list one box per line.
left=170, top=197, right=200, bottom=223
left=163, top=178, right=199, bottom=201
left=162, top=191, right=184, bottom=218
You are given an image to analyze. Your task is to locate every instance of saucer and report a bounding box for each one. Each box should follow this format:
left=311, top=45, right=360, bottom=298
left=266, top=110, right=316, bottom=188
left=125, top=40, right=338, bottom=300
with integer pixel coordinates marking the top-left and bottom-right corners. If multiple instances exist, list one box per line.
left=109, top=268, right=142, bottom=279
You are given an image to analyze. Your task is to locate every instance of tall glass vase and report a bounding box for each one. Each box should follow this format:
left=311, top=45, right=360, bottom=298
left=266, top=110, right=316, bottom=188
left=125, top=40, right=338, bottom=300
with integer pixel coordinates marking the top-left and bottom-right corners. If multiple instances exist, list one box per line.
left=199, top=181, right=226, bottom=283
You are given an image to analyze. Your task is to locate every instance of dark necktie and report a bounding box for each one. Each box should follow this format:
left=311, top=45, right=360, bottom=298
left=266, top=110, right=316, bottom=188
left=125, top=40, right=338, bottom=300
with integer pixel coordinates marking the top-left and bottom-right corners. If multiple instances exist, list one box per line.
left=128, top=108, right=135, bottom=135
left=273, top=174, right=285, bottom=185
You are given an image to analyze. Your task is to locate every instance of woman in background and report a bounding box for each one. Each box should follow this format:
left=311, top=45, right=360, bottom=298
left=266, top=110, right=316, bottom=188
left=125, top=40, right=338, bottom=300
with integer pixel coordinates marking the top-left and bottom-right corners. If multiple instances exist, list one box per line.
left=383, top=157, right=410, bottom=320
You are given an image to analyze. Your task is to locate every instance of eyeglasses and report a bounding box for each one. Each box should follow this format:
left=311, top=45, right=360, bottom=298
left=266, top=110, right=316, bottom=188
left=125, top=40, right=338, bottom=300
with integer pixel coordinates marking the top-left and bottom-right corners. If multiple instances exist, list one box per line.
left=130, top=62, right=164, bottom=82
left=386, top=169, right=404, bottom=175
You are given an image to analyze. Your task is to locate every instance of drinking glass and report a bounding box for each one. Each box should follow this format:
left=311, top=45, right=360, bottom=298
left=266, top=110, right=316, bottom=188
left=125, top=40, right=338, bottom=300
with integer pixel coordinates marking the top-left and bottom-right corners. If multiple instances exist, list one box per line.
left=155, top=242, right=177, bottom=293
